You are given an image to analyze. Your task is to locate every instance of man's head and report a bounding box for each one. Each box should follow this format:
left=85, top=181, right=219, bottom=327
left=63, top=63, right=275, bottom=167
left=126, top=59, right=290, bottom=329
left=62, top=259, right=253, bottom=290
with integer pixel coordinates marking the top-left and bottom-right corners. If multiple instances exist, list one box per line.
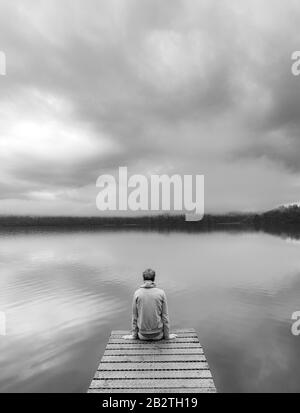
left=143, top=268, right=156, bottom=282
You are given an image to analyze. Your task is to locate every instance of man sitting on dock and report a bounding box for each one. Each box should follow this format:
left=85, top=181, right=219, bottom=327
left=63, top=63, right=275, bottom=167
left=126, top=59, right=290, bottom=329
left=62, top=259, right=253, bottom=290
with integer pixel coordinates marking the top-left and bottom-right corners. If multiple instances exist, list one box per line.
left=123, top=268, right=177, bottom=341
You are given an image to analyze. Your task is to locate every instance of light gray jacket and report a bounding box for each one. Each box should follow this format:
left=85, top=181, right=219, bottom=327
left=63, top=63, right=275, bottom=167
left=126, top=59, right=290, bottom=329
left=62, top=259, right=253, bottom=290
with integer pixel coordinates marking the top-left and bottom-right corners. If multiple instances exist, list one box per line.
left=131, top=281, right=170, bottom=339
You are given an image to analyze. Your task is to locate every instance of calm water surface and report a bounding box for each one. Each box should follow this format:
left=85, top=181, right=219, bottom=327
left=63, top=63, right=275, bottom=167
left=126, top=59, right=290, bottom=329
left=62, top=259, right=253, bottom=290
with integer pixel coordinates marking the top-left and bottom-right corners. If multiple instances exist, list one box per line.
left=0, top=230, right=300, bottom=393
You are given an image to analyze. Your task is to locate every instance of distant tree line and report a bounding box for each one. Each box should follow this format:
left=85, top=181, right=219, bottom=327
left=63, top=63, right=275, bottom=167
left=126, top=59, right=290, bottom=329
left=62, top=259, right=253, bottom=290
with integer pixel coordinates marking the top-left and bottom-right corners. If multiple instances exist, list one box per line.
left=1, top=205, right=300, bottom=235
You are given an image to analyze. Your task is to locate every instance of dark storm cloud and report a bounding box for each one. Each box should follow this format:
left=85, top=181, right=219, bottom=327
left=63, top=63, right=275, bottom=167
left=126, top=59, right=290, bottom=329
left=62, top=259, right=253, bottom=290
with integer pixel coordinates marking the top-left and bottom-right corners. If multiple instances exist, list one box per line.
left=0, top=0, right=300, bottom=214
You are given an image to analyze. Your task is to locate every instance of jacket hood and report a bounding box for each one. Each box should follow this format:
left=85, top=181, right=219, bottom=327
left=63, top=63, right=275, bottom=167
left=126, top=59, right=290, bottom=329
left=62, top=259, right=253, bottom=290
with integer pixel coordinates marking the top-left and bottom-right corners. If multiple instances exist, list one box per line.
left=140, top=281, right=156, bottom=289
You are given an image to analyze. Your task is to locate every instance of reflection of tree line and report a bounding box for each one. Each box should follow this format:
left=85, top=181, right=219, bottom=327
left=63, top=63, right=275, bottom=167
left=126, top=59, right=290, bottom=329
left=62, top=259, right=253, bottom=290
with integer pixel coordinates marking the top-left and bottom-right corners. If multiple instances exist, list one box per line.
left=1, top=206, right=300, bottom=238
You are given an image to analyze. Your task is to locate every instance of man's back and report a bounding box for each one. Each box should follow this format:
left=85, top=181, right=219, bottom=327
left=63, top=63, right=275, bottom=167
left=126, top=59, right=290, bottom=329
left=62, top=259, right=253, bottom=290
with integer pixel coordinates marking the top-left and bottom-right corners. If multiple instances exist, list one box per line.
left=132, top=280, right=170, bottom=339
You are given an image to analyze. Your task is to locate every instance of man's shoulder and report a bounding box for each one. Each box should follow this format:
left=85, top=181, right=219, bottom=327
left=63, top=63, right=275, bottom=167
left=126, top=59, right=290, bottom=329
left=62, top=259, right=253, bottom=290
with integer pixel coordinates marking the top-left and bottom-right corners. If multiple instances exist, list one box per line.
left=134, top=287, right=166, bottom=296
left=133, top=288, right=141, bottom=297
left=134, top=287, right=145, bottom=296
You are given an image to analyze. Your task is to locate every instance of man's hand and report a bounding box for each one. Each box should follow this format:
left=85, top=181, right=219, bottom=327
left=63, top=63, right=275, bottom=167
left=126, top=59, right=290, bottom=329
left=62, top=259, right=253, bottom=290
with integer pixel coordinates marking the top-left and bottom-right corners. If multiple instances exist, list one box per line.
left=122, top=334, right=136, bottom=340
left=166, top=334, right=177, bottom=340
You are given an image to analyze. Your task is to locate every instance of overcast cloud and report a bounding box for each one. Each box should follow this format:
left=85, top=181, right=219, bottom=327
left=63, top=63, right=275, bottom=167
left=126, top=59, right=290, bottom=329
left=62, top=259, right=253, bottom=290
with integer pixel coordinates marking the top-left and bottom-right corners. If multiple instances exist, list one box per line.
left=0, top=0, right=300, bottom=215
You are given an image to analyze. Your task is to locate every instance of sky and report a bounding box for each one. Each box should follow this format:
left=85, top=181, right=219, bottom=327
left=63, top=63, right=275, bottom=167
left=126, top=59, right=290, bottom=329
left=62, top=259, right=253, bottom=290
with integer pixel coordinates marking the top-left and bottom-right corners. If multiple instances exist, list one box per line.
left=0, top=0, right=300, bottom=216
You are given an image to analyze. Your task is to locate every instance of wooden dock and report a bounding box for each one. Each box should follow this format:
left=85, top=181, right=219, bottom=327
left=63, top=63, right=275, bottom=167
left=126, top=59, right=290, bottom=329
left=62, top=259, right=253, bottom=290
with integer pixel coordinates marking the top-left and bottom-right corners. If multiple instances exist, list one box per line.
left=88, top=328, right=217, bottom=393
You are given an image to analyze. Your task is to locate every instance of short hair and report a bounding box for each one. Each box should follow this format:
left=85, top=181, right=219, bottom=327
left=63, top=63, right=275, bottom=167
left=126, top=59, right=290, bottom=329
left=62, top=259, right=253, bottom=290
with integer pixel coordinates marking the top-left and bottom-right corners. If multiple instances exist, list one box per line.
left=143, top=268, right=156, bottom=281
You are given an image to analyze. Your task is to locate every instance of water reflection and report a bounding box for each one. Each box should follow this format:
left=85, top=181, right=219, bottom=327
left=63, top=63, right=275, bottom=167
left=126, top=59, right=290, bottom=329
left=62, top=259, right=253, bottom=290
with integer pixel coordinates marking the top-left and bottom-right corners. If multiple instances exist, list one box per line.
left=0, top=231, right=300, bottom=392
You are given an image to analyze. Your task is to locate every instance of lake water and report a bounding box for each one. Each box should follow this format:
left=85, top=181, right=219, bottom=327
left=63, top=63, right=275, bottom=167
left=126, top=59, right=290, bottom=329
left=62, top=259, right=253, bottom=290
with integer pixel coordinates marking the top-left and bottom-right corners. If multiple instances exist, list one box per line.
left=0, top=230, right=300, bottom=393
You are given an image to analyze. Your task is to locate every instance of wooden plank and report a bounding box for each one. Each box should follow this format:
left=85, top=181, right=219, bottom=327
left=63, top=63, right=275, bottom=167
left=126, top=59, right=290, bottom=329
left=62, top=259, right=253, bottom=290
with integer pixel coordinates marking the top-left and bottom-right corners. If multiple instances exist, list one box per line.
left=108, top=338, right=200, bottom=344
left=111, top=329, right=196, bottom=335
left=101, top=354, right=207, bottom=362
left=104, top=348, right=204, bottom=356
left=110, top=333, right=198, bottom=339
left=111, top=331, right=197, bottom=336
left=94, top=370, right=212, bottom=380
left=97, top=361, right=210, bottom=371
left=88, top=387, right=217, bottom=393
left=89, top=378, right=215, bottom=389
left=106, top=343, right=202, bottom=349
